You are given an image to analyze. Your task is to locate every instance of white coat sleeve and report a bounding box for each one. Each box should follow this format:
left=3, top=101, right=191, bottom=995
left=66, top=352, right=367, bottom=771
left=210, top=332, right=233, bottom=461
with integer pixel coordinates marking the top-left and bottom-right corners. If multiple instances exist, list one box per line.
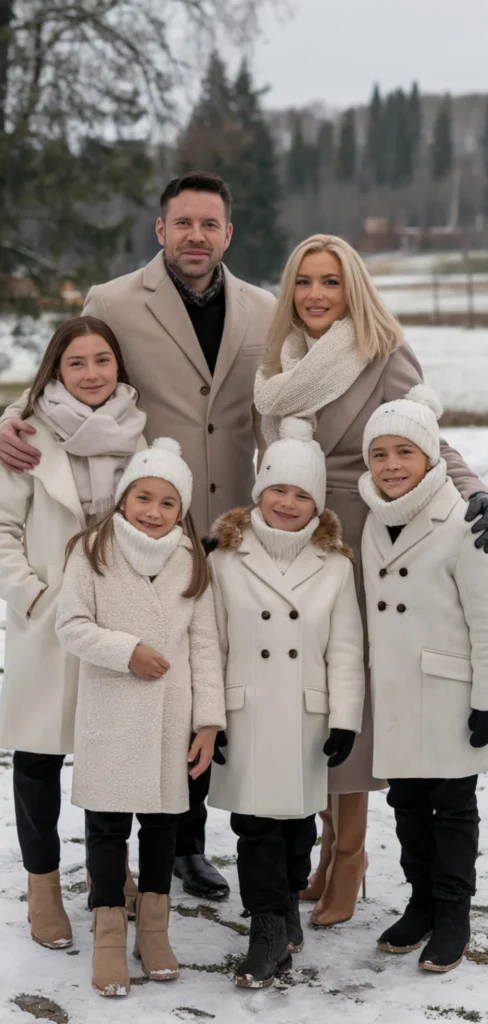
left=0, top=465, right=46, bottom=616
left=189, top=583, right=226, bottom=733
left=453, top=534, right=488, bottom=711
left=325, top=560, right=365, bottom=733
left=208, top=552, right=229, bottom=672
left=55, top=546, right=141, bottom=673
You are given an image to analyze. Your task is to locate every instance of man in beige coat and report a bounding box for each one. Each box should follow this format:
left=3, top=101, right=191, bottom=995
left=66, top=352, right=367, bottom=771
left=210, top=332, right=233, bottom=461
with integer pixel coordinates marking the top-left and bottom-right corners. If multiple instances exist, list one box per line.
left=0, top=170, right=276, bottom=900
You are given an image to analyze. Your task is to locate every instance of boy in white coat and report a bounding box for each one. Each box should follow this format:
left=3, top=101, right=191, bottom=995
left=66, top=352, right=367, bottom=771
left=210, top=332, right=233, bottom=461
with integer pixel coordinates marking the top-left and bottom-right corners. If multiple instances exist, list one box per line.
left=208, top=418, right=365, bottom=988
left=359, top=385, right=488, bottom=974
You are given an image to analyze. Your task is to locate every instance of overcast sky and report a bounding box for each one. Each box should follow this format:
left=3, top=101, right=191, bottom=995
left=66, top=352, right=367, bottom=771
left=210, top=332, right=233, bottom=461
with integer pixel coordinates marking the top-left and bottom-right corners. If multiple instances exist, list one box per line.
left=251, top=0, right=488, bottom=110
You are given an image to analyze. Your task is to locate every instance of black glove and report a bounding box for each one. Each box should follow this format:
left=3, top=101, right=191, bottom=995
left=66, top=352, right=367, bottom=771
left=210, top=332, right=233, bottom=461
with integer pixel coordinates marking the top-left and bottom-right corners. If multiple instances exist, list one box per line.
left=213, top=730, right=228, bottom=765
left=323, top=728, right=356, bottom=768
left=468, top=709, right=488, bottom=748
left=465, top=492, right=488, bottom=553
left=201, top=535, right=218, bottom=557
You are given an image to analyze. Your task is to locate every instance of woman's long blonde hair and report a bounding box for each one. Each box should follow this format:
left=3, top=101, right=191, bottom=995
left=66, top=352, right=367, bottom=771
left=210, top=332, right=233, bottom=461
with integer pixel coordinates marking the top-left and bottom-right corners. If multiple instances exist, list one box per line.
left=262, top=234, right=403, bottom=377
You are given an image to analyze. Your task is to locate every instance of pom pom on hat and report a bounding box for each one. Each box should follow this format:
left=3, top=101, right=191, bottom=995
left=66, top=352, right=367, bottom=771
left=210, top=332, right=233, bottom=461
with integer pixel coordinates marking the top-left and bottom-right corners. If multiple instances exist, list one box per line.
left=362, top=384, right=443, bottom=469
left=151, top=437, right=183, bottom=456
left=279, top=416, right=314, bottom=442
left=115, top=436, right=193, bottom=515
left=405, top=384, right=443, bottom=420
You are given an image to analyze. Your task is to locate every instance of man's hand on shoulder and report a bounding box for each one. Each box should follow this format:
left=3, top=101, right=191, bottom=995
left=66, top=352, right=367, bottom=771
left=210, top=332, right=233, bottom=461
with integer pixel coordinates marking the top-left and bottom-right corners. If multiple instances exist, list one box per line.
left=0, top=419, right=40, bottom=473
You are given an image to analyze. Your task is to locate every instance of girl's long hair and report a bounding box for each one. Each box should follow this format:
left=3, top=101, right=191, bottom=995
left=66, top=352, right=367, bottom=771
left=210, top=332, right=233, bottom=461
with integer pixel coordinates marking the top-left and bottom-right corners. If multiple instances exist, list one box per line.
left=22, top=315, right=134, bottom=419
left=261, top=234, right=403, bottom=378
left=65, top=487, right=209, bottom=600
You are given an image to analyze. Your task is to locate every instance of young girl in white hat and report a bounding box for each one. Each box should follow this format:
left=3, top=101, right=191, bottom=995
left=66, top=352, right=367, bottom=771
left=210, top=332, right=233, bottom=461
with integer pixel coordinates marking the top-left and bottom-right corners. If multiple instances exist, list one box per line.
left=359, top=384, right=488, bottom=974
left=208, top=417, right=365, bottom=989
left=56, top=437, right=225, bottom=997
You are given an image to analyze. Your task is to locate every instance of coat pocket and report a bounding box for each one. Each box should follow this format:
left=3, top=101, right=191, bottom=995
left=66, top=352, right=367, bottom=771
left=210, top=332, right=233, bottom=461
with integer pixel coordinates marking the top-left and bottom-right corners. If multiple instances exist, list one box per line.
left=224, top=685, right=245, bottom=711
left=421, top=649, right=472, bottom=683
left=304, top=688, right=329, bottom=714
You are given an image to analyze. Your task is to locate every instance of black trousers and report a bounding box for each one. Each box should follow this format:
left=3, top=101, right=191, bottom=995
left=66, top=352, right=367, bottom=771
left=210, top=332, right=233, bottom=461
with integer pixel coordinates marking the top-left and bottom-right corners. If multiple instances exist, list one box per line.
left=85, top=810, right=180, bottom=907
left=387, top=776, right=479, bottom=902
left=231, top=812, right=317, bottom=916
left=13, top=751, right=65, bottom=874
left=174, top=764, right=210, bottom=857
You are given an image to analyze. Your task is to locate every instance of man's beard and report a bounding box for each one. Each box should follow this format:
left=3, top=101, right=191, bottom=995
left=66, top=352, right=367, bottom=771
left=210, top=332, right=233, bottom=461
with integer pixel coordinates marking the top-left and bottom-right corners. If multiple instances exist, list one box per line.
left=168, top=247, right=222, bottom=280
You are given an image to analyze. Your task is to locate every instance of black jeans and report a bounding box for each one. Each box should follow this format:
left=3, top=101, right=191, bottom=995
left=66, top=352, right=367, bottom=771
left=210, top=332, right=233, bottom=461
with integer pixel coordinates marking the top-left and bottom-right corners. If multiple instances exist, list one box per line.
left=231, top=813, right=317, bottom=916
left=85, top=810, right=180, bottom=907
left=13, top=751, right=65, bottom=874
left=174, top=761, right=211, bottom=857
left=387, top=776, right=479, bottom=902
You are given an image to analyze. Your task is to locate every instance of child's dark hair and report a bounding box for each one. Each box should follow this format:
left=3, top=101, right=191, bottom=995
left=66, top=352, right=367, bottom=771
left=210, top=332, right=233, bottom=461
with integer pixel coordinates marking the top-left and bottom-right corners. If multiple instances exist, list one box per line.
left=65, top=485, right=209, bottom=600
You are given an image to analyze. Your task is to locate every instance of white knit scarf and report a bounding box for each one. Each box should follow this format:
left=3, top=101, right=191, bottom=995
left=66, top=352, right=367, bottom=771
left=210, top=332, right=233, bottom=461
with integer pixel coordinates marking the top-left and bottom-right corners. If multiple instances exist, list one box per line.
left=113, top=513, right=183, bottom=577
left=36, top=381, right=146, bottom=521
left=358, top=459, right=448, bottom=527
left=254, top=316, right=367, bottom=444
left=251, top=507, right=319, bottom=574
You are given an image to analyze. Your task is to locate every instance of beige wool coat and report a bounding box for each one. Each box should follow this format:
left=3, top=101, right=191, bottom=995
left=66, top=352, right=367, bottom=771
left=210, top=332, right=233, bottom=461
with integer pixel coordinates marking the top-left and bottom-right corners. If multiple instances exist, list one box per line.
left=312, top=340, right=487, bottom=793
left=83, top=254, right=276, bottom=535
left=207, top=508, right=365, bottom=819
left=362, top=478, right=488, bottom=779
left=55, top=536, right=226, bottom=814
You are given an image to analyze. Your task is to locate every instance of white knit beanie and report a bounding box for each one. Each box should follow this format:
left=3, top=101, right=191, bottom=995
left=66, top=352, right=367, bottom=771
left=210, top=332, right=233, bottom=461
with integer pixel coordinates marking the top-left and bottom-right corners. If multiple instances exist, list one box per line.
left=252, top=417, right=326, bottom=514
left=362, top=385, right=443, bottom=468
left=115, top=438, right=193, bottom=517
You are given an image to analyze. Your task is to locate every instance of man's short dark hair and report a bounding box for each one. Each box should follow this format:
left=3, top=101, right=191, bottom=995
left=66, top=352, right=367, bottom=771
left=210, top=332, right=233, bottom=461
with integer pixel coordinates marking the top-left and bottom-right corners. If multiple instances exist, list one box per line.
left=160, top=171, right=233, bottom=221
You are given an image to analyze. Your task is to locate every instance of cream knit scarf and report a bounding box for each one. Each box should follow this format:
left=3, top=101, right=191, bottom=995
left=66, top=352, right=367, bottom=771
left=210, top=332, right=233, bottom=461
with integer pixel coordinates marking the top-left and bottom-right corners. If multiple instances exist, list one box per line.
left=251, top=507, right=319, bottom=574
left=358, top=459, right=448, bottom=527
left=254, top=316, right=367, bottom=444
left=113, top=514, right=183, bottom=577
left=37, top=381, right=146, bottom=522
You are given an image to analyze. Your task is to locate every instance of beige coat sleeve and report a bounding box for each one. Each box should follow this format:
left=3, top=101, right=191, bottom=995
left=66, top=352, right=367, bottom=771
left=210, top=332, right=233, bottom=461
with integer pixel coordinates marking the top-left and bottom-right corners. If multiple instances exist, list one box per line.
left=55, top=546, right=141, bottom=673
left=189, top=583, right=226, bottom=733
left=83, top=284, right=110, bottom=321
left=326, top=560, right=365, bottom=733
left=384, top=343, right=487, bottom=498
left=0, top=466, right=45, bottom=616
left=454, top=534, right=488, bottom=712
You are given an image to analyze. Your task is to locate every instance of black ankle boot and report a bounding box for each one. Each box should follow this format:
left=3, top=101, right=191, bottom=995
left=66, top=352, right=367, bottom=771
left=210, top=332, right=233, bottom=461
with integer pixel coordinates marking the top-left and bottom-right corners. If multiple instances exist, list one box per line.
left=419, top=899, right=470, bottom=973
left=285, top=892, right=304, bottom=953
left=378, top=893, right=435, bottom=953
left=235, top=912, right=291, bottom=988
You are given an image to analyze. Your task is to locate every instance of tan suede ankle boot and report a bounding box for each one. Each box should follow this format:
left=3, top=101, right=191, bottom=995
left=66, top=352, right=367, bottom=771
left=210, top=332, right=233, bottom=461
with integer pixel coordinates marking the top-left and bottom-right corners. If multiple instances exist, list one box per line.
left=311, top=792, right=369, bottom=927
left=92, top=907, right=130, bottom=997
left=27, top=870, right=72, bottom=949
left=134, top=893, right=179, bottom=981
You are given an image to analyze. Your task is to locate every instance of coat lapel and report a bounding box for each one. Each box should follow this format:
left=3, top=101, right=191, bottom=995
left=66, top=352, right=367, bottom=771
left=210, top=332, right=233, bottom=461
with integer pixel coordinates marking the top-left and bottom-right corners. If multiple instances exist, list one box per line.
left=143, top=253, right=212, bottom=385
left=381, top=510, right=434, bottom=567
left=27, top=422, right=85, bottom=526
left=238, top=529, right=325, bottom=607
left=209, top=268, right=250, bottom=406
left=316, top=355, right=388, bottom=457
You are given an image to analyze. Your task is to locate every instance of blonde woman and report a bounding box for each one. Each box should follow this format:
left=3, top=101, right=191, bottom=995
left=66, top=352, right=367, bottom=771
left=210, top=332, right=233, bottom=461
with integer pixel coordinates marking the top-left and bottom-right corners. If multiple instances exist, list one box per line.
left=254, top=234, right=488, bottom=926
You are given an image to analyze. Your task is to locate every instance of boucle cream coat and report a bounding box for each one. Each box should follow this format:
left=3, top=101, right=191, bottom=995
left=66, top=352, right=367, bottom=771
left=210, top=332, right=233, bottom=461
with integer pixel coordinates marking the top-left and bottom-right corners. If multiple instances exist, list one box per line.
left=362, top=478, right=488, bottom=779
left=208, top=508, right=365, bottom=819
left=56, top=536, right=226, bottom=814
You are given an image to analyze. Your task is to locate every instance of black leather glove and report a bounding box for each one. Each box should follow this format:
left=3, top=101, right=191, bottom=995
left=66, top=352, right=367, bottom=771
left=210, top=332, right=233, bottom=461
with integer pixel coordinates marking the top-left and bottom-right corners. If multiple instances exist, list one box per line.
left=213, top=730, right=228, bottom=765
left=323, top=728, right=356, bottom=768
left=201, top=535, right=218, bottom=556
left=468, top=709, right=488, bottom=748
left=465, top=492, right=488, bottom=553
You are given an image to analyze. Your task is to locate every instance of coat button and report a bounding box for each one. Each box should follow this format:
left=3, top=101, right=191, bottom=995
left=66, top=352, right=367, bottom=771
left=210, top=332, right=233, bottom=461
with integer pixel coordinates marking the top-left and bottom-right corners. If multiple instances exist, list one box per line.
left=289, top=649, right=298, bottom=658
left=208, top=424, right=214, bottom=434
left=289, top=610, right=299, bottom=620
left=261, top=649, right=270, bottom=659
left=379, top=568, right=387, bottom=578
left=200, top=385, right=210, bottom=396
left=399, top=567, right=408, bottom=577
left=209, top=483, right=216, bottom=493
left=262, top=611, right=271, bottom=620
left=397, top=604, right=407, bottom=613
left=378, top=601, right=387, bottom=611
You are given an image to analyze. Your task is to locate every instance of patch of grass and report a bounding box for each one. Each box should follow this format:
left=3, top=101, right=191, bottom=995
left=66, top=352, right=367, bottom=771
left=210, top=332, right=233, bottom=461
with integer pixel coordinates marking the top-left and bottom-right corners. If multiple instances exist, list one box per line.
left=12, top=995, right=68, bottom=1023
left=466, top=948, right=488, bottom=966
left=180, top=954, right=241, bottom=976
left=64, top=880, right=87, bottom=896
left=210, top=855, right=235, bottom=868
left=426, top=1008, right=482, bottom=1022
left=173, top=903, right=249, bottom=937
left=67, top=837, right=84, bottom=845
left=173, top=1010, right=216, bottom=1020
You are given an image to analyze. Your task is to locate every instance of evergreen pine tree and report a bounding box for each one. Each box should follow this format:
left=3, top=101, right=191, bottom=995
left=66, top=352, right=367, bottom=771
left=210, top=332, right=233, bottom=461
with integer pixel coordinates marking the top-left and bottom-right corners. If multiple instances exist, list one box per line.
left=287, top=112, right=314, bottom=192
left=408, top=81, right=422, bottom=173
left=364, top=84, right=386, bottom=186
left=481, top=102, right=488, bottom=177
left=177, top=53, right=238, bottom=177
left=431, top=95, right=453, bottom=180
left=335, top=109, right=356, bottom=182
left=386, top=89, right=414, bottom=186
left=313, top=120, right=334, bottom=189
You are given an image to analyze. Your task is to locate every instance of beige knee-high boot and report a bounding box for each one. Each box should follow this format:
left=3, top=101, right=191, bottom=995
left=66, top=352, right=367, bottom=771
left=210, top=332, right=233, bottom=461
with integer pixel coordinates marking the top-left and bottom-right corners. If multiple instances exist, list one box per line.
left=300, top=805, right=335, bottom=901
left=311, top=792, right=368, bottom=927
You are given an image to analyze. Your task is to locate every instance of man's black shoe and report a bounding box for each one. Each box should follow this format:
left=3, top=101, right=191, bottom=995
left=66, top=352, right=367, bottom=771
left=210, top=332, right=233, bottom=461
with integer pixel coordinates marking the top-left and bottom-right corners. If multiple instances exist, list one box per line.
left=173, top=854, right=230, bottom=900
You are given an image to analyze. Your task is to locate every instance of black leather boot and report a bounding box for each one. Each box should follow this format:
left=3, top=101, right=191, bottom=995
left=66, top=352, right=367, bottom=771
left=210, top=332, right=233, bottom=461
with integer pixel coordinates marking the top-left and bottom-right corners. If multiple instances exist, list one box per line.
left=235, top=912, right=292, bottom=988
left=173, top=855, right=229, bottom=900
left=285, top=892, right=304, bottom=953
left=419, top=899, right=470, bottom=972
left=378, top=892, right=435, bottom=953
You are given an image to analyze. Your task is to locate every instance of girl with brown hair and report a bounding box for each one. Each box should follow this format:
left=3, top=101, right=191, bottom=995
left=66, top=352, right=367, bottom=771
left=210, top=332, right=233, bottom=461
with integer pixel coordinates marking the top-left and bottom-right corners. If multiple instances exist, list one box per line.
left=0, top=315, right=146, bottom=949
left=56, top=439, right=226, bottom=997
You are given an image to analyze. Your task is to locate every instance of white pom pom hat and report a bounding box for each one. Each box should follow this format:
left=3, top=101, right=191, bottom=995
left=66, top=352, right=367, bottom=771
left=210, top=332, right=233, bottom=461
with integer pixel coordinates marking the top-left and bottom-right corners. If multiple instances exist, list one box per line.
left=115, top=437, right=193, bottom=517
left=252, top=416, right=326, bottom=514
left=362, top=384, right=444, bottom=468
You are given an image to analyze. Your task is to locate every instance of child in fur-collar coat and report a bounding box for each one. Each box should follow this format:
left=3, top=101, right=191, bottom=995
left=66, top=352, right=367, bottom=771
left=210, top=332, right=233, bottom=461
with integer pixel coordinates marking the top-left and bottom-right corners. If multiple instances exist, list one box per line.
left=207, top=417, right=365, bottom=989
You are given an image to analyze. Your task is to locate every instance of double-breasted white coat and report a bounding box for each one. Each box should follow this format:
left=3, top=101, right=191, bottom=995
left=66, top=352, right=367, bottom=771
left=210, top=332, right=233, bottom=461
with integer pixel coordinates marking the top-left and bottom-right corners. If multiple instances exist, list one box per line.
left=208, top=507, right=365, bottom=819
left=362, top=477, right=488, bottom=780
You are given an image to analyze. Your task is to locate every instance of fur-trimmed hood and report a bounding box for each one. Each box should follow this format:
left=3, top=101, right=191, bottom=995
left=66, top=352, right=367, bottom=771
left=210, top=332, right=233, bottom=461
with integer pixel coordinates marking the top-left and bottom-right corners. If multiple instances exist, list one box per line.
left=211, top=506, right=353, bottom=559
